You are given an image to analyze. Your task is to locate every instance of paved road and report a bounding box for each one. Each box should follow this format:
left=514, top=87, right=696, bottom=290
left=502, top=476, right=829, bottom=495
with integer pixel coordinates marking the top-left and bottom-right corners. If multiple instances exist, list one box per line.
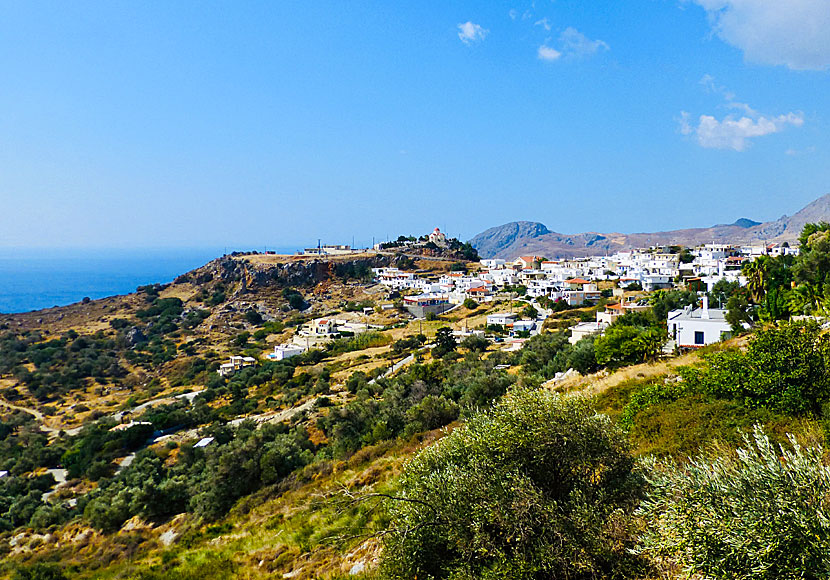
left=369, top=353, right=415, bottom=384
left=112, top=389, right=205, bottom=422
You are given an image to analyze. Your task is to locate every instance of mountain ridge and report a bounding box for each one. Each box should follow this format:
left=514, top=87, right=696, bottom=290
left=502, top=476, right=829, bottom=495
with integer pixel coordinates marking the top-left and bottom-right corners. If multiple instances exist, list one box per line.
left=470, top=193, right=830, bottom=259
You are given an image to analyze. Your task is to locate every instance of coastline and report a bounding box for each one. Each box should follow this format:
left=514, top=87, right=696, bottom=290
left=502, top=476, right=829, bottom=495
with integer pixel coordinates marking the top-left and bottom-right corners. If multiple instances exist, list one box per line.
left=0, top=247, right=298, bottom=314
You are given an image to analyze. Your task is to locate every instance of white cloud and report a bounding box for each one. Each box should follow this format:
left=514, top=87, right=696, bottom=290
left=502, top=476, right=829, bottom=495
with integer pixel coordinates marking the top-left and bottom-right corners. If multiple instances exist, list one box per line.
left=537, top=45, right=562, bottom=61
left=725, top=100, right=758, bottom=116
left=698, top=74, right=756, bottom=115
left=699, top=73, right=718, bottom=93
left=457, top=21, right=488, bottom=45
left=785, top=146, right=815, bottom=156
left=537, top=27, right=608, bottom=63
left=559, top=27, right=609, bottom=57
left=509, top=9, right=518, bottom=20
left=693, top=0, right=830, bottom=70
left=680, top=110, right=804, bottom=151
left=534, top=17, right=552, bottom=31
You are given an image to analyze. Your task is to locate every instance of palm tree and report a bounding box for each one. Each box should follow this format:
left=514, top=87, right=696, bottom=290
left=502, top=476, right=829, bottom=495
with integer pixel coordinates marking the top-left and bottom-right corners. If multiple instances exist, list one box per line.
left=743, top=259, right=769, bottom=304
left=788, top=283, right=818, bottom=316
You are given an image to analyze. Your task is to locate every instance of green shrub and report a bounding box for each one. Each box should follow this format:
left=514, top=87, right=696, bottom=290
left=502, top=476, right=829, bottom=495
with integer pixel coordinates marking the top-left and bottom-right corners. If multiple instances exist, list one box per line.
left=637, top=425, right=830, bottom=579
left=595, top=325, right=664, bottom=366
left=380, top=388, right=646, bottom=579
left=12, top=563, right=67, bottom=580
left=683, top=320, right=830, bottom=414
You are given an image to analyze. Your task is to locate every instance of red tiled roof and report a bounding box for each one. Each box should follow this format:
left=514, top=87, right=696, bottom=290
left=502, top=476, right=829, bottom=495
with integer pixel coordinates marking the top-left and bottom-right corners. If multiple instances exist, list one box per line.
left=564, top=278, right=591, bottom=284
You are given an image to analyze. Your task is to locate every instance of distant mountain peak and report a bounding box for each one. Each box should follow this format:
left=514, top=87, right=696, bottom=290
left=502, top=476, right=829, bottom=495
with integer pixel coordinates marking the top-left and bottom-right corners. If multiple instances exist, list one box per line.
left=469, top=221, right=551, bottom=259
left=468, top=193, right=830, bottom=259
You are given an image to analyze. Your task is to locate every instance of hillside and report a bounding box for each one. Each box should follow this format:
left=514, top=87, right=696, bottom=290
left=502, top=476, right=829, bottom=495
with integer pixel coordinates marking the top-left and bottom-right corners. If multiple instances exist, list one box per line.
left=0, top=249, right=828, bottom=579
left=0, top=250, right=511, bottom=578
left=470, top=192, right=830, bottom=259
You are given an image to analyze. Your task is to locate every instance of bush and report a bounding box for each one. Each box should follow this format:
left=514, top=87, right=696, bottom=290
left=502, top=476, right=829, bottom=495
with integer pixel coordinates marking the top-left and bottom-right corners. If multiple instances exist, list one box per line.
left=637, top=425, right=830, bottom=579
left=380, top=388, right=645, bottom=579
left=244, top=310, right=263, bottom=325
left=595, top=325, right=664, bottom=366
left=521, top=304, right=538, bottom=319
left=460, top=334, right=489, bottom=356
left=683, top=320, right=830, bottom=414
left=12, top=563, right=68, bottom=580
left=283, top=288, right=306, bottom=310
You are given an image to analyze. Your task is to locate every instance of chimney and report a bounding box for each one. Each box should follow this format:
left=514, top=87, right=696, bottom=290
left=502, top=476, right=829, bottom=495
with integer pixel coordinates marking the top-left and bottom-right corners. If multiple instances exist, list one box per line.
left=702, top=295, right=710, bottom=319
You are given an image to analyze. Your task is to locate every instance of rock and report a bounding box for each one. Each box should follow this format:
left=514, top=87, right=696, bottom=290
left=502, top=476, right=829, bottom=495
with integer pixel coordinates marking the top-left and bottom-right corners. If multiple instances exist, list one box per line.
left=125, top=327, right=147, bottom=347
left=349, top=562, right=365, bottom=575
left=159, top=529, right=178, bottom=546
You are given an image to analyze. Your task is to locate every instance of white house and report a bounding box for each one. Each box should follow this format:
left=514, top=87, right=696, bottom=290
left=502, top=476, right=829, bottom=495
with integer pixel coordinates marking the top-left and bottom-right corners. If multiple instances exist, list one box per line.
left=667, top=297, right=732, bottom=348
left=194, top=437, right=215, bottom=448
left=268, top=344, right=305, bottom=361
left=513, top=256, right=541, bottom=270
left=509, top=320, right=536, bottom=335
left=642, top=274, right=673, bottom=292
left=568, top=321, right=607, bottom=345
left=480, top=258, right=506, bottom=269
left=487, top=312, right=518, bottom=326
left=373, top=267, right=417, bottom=289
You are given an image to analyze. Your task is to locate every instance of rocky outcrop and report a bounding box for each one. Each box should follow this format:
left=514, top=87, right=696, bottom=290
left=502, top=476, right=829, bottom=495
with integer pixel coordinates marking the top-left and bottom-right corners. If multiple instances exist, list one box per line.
left=125, top=327, right=147, bottom=347
left=187, top=254, right=400, bottom=291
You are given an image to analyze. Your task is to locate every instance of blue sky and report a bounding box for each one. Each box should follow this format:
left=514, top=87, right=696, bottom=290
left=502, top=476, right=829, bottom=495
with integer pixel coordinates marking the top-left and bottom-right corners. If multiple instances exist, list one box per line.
left=1, top=1, right=829, bottom=249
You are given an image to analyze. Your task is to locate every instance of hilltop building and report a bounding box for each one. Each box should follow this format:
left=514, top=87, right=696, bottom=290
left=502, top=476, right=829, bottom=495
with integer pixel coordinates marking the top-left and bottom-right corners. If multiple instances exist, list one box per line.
left=428, top=227, right=447, bottom=247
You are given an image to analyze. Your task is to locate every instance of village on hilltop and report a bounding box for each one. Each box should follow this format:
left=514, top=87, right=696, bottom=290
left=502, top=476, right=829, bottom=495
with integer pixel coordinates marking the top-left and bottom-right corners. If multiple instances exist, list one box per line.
left=222, top=229, right=801, bottom=376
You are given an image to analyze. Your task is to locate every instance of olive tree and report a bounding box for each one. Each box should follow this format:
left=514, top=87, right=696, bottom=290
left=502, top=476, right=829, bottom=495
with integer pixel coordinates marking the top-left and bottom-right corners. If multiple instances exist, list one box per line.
left=380, top=388, right=646, bottom=579
left=636, top=425, right=830, bottom=579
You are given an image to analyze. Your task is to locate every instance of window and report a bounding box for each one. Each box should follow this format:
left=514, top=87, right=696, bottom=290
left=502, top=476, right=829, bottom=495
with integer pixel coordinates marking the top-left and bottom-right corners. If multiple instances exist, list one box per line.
left=694, top=331, right=705, bottom=345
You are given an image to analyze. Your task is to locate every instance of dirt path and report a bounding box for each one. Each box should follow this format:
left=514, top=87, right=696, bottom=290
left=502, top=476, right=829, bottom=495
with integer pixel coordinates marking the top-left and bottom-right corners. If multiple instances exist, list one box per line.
left=0, top=398, right=46, bottom=422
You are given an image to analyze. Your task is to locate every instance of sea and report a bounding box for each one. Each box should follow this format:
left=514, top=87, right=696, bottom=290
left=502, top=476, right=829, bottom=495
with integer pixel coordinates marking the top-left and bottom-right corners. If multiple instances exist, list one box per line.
left=0, top=247, right=299, bottom=314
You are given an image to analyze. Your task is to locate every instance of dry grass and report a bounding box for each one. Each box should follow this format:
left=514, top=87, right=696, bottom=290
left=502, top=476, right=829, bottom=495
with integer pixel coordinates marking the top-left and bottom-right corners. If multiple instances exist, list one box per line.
left=553, top=334, right=751, bottom=399
left=554, top=352, right=701, bottom=398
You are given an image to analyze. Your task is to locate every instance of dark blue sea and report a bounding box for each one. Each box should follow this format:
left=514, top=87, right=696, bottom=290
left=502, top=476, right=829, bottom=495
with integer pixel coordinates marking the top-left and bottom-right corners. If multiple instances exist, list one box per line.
left=0, top=247, right=298, bottom=314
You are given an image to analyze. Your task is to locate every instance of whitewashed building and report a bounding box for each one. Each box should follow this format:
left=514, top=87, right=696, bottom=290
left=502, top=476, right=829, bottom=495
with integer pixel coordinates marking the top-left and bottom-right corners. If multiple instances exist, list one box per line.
left=487, top=312, right=518, bottom=326
left=667, top=297, right=732, bottom=348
